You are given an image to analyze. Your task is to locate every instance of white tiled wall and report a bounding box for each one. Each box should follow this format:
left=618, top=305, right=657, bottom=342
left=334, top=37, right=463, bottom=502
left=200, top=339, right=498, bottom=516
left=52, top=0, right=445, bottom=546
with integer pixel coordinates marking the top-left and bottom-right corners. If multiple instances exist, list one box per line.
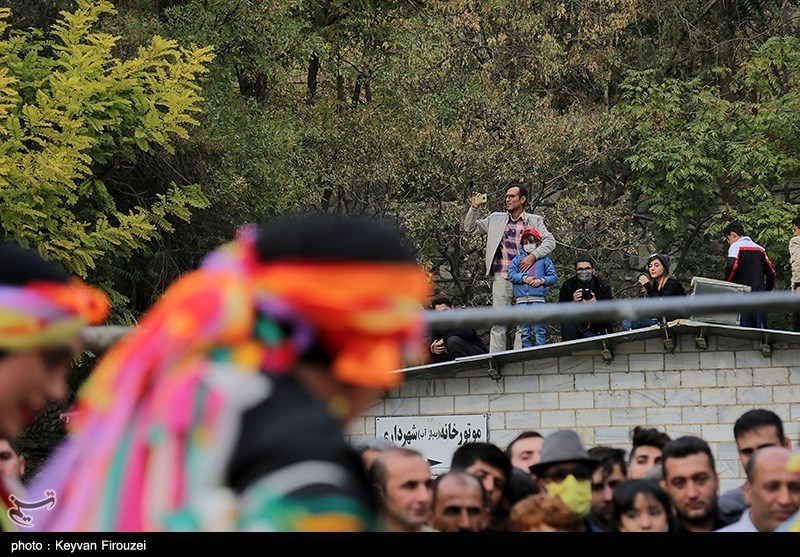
left=348, top=332, right=800, bottom=494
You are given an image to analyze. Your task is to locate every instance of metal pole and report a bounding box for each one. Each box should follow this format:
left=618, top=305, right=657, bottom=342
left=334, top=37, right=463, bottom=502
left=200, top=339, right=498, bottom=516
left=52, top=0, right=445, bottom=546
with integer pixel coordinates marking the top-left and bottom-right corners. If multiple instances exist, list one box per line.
left=423, top=290, right=800, bottom=329
left=81, top=291, right=800, bottom=351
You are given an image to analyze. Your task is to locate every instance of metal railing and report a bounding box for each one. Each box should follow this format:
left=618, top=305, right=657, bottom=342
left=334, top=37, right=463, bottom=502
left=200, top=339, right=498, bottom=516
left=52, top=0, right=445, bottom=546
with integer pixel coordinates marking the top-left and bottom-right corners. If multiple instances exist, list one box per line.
left=424, top=290, right=800, bottom=330
left=80, top=290, right=800, bottom=351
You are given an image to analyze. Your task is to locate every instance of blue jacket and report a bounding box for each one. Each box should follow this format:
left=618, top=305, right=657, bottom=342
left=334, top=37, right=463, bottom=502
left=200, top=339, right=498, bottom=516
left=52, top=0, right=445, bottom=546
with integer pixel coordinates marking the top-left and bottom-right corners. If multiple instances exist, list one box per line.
left=464, top=207, right=556, bottom=276
left=508, top=254, right=558, bottom=302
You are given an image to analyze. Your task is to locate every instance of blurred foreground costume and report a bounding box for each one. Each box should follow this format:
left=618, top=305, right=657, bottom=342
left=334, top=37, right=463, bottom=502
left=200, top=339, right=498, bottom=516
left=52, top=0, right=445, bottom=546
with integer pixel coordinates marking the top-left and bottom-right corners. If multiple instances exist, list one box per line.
left=0, top=241, right=109, bottom=532
left=30, top=214, right=430, bottom=531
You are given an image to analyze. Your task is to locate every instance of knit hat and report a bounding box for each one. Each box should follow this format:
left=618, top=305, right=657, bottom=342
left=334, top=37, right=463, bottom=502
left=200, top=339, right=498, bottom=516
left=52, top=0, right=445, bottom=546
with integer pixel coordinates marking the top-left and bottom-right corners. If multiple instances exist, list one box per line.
left=521, top=228, right=541, bottom=244
left=647, top=253, right=670, bottom=273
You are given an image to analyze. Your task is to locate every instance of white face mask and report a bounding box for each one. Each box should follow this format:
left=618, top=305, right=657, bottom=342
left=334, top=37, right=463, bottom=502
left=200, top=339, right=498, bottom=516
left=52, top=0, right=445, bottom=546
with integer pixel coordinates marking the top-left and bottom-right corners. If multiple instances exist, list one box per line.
left=523, top=244, right=536, bottom=254
left=576, top=270, right=593, bottom=282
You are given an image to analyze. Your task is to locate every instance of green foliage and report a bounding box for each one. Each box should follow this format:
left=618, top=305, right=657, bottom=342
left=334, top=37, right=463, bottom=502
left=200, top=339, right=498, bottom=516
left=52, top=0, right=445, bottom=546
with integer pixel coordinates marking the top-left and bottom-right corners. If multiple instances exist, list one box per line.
left=5, top=0, right=791, bottom=314
left=612, top=34, right=800, bottom=277
left=0, top=0, right=213, bottom=282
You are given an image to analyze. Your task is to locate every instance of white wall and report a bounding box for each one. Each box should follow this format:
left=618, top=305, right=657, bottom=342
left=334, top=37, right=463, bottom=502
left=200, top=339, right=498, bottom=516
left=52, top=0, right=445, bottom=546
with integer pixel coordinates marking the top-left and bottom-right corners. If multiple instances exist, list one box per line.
left=348, top=329, right=800, bottom=493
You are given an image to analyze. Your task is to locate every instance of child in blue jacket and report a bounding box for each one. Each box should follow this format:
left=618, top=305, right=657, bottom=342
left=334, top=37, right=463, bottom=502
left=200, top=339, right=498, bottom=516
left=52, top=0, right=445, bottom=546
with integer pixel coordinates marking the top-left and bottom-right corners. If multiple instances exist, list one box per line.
left=508, top=228, right=558, bottom=347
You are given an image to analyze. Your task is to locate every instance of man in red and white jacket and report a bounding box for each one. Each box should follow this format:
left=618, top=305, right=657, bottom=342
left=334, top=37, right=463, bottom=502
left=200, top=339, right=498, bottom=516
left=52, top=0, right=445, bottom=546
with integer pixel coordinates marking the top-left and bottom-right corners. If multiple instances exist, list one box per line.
left=723, top=220, right=776, bottom=329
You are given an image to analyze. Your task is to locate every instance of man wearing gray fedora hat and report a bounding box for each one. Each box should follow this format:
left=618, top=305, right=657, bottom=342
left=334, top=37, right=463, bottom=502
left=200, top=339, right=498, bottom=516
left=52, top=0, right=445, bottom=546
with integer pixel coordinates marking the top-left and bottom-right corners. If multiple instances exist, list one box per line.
left=529, top=430, right=600, bottom=532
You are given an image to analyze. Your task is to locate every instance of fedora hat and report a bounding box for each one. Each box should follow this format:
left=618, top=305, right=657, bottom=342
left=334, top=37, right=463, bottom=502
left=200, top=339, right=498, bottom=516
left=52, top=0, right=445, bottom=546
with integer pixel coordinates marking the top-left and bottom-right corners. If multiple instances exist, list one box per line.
left=529, top=430, right=598, bottom=477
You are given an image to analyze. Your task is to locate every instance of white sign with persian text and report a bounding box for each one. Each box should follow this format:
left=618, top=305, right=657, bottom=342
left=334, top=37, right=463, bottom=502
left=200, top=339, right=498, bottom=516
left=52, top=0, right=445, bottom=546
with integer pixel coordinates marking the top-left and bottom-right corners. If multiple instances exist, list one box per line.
left=376, top=414, right=489, bottom=473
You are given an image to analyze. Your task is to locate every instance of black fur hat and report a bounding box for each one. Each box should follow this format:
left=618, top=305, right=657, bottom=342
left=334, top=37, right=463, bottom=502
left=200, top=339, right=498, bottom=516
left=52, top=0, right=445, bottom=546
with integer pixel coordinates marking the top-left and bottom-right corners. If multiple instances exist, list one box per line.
left=0, top=241, right=67, bottom=286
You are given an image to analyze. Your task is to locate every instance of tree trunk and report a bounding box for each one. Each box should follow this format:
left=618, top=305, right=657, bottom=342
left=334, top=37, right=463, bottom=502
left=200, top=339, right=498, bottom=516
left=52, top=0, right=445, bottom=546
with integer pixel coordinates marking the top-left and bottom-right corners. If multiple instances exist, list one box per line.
left=307, top=53, right=320, bottom=104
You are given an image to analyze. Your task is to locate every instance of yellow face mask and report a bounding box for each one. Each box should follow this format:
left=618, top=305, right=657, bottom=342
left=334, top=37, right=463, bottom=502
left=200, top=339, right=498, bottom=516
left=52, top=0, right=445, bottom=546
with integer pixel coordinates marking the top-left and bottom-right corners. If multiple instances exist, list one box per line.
left=545, top=474, right=592, bottom=519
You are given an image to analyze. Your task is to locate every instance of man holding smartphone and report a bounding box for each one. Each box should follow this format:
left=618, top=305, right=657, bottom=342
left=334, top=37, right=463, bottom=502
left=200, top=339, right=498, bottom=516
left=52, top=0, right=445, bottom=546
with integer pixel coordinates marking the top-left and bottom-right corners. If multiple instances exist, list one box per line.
left=557, top=257, right=615, bottom=341
left=464, top=186, right=556, bottom=352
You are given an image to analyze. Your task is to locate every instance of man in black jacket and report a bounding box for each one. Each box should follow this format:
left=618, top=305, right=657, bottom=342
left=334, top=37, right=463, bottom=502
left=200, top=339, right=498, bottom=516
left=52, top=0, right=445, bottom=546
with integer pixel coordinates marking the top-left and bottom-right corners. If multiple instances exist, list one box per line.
left=428, top=295, right=489, bottom=362
left=558, top=257, right=614, bottom=341
left=724, top=221, right=776, bottom=329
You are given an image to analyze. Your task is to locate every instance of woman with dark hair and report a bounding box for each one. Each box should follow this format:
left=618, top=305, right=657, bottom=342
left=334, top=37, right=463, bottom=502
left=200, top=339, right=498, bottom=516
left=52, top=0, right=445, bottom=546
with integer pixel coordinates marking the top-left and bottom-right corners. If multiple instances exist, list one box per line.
left=611, top=479, right=674, bottom=532
left=622, top=253, right=686, bottom=330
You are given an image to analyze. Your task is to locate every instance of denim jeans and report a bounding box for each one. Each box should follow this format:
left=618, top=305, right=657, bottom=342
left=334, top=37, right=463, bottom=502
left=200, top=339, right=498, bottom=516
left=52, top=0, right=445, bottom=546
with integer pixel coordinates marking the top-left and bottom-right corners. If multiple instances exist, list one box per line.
left=622, top=317, right=659, bottom=331
left=739, top=313, right=767, bottom=329
left=521, top=322, right=547, bottom=347
left=517, top=300, right=547, bottom=347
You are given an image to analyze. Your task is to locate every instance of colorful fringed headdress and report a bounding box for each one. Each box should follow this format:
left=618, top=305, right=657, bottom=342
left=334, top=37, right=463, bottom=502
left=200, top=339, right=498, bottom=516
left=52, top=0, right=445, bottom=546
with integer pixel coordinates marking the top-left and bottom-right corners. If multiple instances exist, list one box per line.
left=30, top=219, right=431, bottom=531
left=0, top=241, right=110, bottom=532
left=0, top=240, right=110, bottom=352
left=0, top=279, right=110, bottom=352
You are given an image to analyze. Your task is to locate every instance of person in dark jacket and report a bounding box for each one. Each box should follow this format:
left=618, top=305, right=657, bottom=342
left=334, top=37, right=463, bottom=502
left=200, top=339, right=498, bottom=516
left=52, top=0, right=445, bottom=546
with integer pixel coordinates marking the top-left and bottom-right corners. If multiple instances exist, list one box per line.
left=428, top=295, right=489, bottom=362
left=724, top=221, right=777, bottom=329
left=661, top=435, right=732, bottom=532
left=558, top=257, right=615, bottom=341
left=622, top=253, right=685, bottom=331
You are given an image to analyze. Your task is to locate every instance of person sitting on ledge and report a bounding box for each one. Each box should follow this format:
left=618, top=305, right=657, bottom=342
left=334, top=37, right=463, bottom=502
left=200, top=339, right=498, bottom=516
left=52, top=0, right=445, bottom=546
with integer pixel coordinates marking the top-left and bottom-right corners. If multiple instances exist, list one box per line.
left=427, top=294, right=488, bottom=363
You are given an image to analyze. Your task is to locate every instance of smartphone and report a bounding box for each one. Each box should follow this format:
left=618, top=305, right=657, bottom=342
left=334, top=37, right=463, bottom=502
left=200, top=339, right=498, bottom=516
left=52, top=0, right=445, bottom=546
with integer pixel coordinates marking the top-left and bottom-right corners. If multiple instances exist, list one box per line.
left=475, top=193, right=487, bottom=204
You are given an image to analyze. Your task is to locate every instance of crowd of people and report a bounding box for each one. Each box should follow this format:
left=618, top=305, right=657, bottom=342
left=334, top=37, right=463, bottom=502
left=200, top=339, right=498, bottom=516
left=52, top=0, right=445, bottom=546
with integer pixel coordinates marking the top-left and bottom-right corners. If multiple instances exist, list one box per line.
left=1, top=206, right=799, bottom=533
left=455, top=187, right=796, bottom=355
left=357, top=409, right=800, bottom=533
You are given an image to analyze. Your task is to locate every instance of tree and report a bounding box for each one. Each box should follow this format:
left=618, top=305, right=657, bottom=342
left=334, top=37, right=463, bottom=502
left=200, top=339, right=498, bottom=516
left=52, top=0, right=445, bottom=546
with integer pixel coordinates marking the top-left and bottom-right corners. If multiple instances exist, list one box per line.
left=612, top=36, right=800, bottom=278
left=0, top=0, right=213, bottom=313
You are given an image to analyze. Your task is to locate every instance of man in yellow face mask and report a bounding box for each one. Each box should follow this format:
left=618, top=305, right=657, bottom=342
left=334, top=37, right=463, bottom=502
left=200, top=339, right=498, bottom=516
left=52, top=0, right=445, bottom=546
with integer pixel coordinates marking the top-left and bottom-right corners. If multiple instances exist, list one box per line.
left=530, top=430, right=600, bottom=532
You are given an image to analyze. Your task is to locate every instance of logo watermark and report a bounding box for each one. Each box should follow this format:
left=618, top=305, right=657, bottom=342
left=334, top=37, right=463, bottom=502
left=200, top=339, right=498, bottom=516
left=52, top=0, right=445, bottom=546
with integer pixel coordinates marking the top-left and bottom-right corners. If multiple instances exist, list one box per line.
left=7, top=490, right=56, bottom=528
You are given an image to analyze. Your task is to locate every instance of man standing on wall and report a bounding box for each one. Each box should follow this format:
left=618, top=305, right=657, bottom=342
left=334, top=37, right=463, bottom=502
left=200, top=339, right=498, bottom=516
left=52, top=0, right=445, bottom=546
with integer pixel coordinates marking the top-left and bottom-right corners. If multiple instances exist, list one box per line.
left=789, top=215, right=800, bottom=332
left=723, top=220, right=776, bottom=329
left=464, top=185, right=556, bottom=352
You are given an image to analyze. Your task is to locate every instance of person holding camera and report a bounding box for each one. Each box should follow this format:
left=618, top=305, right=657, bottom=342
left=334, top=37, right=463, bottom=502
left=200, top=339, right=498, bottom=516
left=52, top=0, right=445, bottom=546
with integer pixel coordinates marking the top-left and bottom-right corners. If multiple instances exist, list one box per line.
left=621, top=252, right=685, bottom=330
left=557, top=257, right=615, bottom=341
